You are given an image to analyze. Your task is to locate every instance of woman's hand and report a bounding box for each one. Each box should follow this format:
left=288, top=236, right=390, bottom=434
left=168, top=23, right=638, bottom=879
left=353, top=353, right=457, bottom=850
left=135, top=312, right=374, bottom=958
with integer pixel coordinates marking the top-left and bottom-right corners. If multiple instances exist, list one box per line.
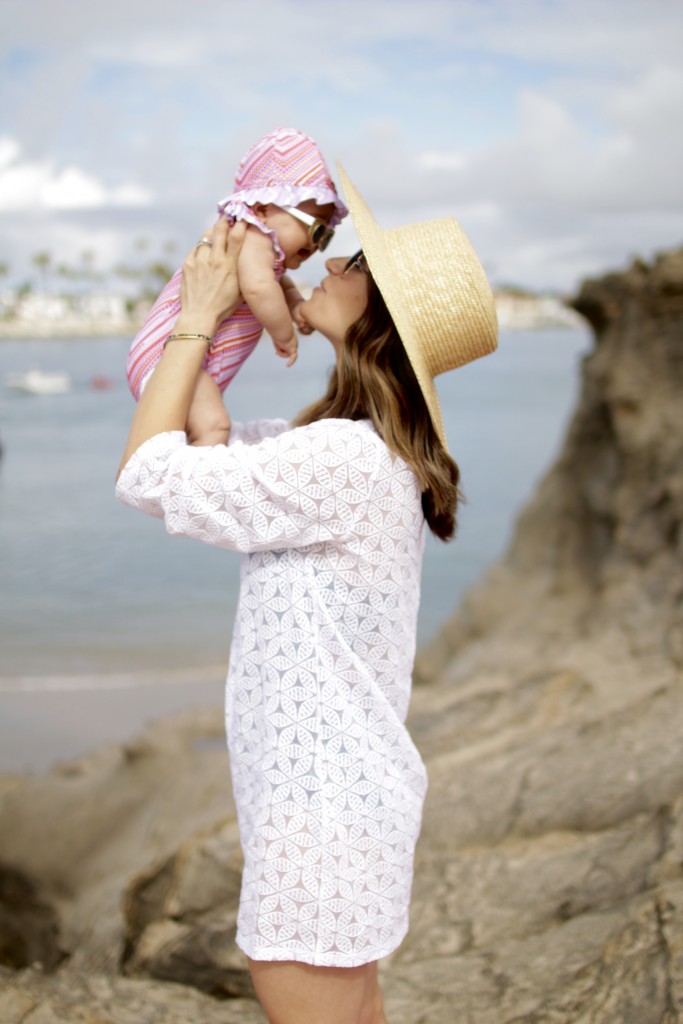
left=118, top=220, right=245, bottom=476
left=176, top=218, right=246, bottom=337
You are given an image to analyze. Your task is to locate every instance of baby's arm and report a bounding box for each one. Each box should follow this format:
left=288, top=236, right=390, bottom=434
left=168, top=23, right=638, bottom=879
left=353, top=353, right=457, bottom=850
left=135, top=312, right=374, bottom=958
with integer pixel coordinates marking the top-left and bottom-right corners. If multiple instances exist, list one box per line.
left=238, top=228, right=298, bottom=365
left=281, top=274, right=313, bottom=336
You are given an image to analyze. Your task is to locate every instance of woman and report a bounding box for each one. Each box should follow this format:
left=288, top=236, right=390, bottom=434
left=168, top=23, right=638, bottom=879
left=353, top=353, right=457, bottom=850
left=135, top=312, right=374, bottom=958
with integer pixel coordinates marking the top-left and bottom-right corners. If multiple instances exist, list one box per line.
left=117, top=167, right=497, bottom=1024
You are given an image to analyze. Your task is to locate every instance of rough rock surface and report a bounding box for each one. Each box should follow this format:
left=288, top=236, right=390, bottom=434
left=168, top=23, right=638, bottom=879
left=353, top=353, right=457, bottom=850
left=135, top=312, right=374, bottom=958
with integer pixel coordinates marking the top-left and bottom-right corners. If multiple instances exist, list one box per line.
left=1, top=250, right=682, bottom=1022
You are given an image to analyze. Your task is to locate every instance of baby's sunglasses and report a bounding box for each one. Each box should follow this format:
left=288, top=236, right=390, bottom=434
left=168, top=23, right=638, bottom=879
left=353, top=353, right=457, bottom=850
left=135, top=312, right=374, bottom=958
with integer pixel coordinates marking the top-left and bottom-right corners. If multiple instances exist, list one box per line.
left=275, top=205, right=335, bottom=252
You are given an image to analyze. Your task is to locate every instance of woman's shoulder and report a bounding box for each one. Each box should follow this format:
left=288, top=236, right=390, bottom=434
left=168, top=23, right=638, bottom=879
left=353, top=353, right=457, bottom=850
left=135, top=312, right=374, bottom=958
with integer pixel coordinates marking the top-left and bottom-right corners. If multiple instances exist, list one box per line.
left=235, top=418, right=412, bottom=483
left=292, top=418, right=411, bottom=474
left=293, top=417, right=379, bottom=445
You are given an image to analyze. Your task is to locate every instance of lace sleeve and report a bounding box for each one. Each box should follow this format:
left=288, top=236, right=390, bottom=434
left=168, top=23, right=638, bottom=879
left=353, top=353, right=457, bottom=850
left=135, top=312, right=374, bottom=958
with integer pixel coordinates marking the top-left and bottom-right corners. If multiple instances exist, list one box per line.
left=116, top=422, right=382, bottom=553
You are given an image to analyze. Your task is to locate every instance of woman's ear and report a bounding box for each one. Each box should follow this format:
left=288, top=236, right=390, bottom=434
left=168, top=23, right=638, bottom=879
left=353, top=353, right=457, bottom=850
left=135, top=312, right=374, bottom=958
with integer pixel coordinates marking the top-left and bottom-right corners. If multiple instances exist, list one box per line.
left=251, top=203, right=269, bottom=223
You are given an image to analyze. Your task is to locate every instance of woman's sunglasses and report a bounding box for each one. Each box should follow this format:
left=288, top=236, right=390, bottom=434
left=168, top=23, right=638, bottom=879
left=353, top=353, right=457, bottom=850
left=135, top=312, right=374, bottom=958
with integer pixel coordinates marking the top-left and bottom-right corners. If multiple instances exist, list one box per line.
left=275, top=205, right=335, bottom=252
left=343, top=250, right=369, bottom=275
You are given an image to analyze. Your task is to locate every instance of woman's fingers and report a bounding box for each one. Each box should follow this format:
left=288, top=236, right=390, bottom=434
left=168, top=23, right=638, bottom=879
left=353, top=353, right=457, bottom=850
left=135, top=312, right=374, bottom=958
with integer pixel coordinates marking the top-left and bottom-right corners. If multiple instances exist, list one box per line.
left=226, top=219, right=246, bottom=256
left=184, top=235, right=210, bottom=270
left=178, top=218, right=246, bottom=330
left=193, top=219, right=244, bottom=262
left=195, top=227, right=215, bottom=250
left=211, top=217, right=228, bottom=252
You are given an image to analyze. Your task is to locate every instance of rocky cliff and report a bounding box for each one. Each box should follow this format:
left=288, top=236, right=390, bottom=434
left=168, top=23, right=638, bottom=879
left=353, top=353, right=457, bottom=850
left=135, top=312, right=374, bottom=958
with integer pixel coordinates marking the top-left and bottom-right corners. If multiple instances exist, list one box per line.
left=1, top=250, right=682, bottom=1022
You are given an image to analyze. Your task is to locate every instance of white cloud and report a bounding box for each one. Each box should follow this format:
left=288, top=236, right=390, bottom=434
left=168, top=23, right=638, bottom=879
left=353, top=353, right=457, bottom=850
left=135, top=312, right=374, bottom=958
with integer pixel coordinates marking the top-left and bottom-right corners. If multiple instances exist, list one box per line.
left=606, top=65, right=683, bottom=137
left=417, top=152, right=466, bottom=172
left=2, top=0, right=682, bottom=292
left=410, top=67, right=683, bottom=212
left=0, top=137, right=21, bottom=169
left=0, top=137, right=151, bottom=211
left=5, top=0, right=682, bottom=68
left=445, top=0, right=683, bottom=71
left=42, top=168, right=151, bottom=210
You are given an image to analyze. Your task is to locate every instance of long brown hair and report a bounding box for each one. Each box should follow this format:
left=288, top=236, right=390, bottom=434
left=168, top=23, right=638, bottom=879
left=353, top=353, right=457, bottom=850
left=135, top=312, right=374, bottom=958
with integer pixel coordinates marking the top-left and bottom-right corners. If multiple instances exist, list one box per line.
left=294, top=274, right=462, bottom=540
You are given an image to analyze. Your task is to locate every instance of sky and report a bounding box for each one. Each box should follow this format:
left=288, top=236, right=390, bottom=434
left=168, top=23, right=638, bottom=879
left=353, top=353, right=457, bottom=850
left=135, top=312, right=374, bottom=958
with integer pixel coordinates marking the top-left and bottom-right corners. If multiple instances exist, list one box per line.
left=1, top=0, right=682, bottom=293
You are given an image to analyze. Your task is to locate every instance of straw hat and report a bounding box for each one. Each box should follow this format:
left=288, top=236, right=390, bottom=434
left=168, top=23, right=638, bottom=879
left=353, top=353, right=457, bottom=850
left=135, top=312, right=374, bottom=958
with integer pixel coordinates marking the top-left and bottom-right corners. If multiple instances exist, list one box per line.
left=337, top=165, right=498, bottom=449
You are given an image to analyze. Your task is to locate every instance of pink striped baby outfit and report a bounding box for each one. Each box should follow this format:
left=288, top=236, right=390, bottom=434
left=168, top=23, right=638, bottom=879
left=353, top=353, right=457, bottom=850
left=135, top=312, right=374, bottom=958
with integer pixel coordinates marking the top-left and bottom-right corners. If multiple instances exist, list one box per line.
left=126, top=128, right=347, bottom=401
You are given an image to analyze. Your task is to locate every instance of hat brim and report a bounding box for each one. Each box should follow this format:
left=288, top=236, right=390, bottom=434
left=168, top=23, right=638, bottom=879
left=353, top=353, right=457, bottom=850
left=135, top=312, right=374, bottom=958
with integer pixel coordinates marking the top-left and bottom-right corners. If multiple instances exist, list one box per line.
left=336, top=166, right=447, bottom=446
left=337, top=164, right=498, bottom=450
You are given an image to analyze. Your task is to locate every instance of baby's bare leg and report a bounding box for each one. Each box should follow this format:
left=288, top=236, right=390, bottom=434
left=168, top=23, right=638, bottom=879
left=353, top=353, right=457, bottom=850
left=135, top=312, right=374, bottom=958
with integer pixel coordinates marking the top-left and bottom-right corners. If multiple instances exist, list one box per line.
left=186, top=370, right=231, bottom=446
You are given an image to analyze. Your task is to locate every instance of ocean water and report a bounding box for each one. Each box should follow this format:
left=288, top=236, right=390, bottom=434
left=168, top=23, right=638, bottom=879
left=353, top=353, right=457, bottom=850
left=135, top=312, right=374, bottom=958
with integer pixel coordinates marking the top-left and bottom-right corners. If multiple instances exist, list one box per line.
left=0, top=326, right=591, bottom=689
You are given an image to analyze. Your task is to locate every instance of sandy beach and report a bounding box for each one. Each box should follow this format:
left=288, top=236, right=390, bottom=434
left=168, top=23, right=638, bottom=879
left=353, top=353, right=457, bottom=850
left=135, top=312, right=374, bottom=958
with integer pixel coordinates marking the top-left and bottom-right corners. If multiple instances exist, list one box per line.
left=0, top=669, right=227, bottom=774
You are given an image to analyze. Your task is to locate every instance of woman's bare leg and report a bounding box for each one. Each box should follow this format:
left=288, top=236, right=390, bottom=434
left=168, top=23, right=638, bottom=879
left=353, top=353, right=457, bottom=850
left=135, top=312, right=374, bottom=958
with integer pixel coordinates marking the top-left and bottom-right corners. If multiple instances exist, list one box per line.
left=358, top=961, right=388, bottom=1024
left=247, top=958, right=387, bottom=1024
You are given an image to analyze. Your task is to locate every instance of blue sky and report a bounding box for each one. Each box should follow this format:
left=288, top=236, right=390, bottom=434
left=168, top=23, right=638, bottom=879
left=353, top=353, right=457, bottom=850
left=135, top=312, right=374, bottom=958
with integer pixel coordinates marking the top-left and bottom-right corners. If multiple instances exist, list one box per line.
left=1, top=0, right=682, bottom=291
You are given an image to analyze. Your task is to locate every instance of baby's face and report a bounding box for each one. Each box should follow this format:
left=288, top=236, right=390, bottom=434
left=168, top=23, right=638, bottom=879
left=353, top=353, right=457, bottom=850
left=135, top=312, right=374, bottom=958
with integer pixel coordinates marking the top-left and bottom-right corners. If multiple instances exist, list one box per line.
left=265, top=201, right=335, bottom=270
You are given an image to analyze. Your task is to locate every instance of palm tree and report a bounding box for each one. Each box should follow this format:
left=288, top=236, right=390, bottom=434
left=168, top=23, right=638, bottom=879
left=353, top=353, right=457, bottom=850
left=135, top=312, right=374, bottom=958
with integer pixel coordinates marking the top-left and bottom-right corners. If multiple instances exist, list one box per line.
left=81, top=249, right=95, bottom=281
left=32, top=251, right=52, bottom=293
left=56, top=262, right=76, bottom=282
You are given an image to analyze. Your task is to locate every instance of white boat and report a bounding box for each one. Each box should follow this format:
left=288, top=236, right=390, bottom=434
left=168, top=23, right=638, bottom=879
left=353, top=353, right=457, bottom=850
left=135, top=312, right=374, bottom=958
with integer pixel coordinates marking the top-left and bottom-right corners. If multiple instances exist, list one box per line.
left=6, top=369, right=72, bottom=395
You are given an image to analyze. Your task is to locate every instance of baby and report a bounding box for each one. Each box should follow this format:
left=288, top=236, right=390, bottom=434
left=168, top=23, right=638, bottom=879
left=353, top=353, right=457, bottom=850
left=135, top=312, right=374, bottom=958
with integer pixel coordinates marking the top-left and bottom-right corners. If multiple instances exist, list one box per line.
left=126, top=127, right=347, bottom=445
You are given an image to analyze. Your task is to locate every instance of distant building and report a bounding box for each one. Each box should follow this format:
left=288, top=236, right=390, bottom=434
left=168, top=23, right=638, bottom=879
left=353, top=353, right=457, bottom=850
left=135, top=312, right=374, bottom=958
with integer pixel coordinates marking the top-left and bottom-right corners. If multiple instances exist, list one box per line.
left=0, top=289, right=135, bottom=337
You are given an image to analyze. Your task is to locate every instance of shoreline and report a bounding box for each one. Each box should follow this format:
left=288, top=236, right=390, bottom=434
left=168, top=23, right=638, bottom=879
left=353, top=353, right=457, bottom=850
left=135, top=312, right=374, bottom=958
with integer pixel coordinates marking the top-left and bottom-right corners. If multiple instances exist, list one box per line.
left=0, top=321, right=139, bottom=339
left=0, top=301, right=585, bottom=341
left=0, top=668, right=227, bottom=775
left=0, top=660, right=228, bottom=693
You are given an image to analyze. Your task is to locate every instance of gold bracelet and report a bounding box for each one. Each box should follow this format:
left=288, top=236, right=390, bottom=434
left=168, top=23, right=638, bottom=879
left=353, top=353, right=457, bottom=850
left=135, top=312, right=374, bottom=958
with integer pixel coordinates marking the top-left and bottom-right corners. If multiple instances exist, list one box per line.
left=163, top=332, right=213, bottom=347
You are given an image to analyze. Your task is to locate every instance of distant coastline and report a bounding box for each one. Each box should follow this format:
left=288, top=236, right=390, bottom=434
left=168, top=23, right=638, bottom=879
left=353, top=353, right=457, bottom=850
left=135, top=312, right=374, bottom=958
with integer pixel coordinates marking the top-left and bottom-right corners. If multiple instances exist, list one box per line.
left=0, top=318, right=138, bottom=339
left=0, top=286, right=584, bottom=340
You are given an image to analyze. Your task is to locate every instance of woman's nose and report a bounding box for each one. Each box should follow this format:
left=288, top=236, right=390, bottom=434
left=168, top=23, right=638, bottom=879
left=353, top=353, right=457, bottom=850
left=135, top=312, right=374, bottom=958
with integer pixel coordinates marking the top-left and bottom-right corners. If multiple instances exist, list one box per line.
left=325, top=256, right=347, bottom=275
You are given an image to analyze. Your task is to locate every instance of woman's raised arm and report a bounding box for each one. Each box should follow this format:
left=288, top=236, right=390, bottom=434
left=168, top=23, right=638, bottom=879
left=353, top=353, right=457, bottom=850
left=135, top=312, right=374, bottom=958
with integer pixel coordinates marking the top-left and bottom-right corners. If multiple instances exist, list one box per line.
left=117, top=220, right=245, bottom=477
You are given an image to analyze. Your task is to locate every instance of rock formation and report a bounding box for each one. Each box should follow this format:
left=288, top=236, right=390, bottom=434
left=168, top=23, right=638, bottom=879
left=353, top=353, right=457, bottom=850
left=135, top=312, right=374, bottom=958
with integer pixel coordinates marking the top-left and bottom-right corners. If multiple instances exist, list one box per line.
left=1, top=249, right=682, bottom=1022
left=404, top=247, right=683, bottom=1022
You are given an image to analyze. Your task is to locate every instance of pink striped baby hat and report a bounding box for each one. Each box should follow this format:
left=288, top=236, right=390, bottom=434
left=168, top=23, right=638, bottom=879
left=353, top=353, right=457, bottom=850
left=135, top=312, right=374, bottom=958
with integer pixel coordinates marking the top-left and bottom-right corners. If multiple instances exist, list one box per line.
left=217, top=127, right=348, bottom=227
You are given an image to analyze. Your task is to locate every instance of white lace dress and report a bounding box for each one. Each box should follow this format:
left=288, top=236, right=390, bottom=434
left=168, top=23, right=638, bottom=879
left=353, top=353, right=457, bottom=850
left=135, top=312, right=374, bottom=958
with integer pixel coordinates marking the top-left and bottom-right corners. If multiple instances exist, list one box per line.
left=116, top=417, right=428, bottom=967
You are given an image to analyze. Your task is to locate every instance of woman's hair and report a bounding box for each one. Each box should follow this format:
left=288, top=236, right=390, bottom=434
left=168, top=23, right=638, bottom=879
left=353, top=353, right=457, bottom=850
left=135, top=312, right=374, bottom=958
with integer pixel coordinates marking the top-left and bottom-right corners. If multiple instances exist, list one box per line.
left=293, top=274, right=462, bottom=540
